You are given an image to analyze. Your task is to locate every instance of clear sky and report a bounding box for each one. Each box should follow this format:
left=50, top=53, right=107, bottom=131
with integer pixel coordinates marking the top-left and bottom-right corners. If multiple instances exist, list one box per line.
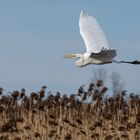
left=0, top=0, right=140, bottom=94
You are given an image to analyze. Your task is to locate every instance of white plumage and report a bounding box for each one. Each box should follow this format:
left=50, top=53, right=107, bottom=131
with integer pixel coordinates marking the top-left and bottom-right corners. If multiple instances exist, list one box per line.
left=79, top=11, right=109, bottom=53
left=64, top=11, right=140, bottom=66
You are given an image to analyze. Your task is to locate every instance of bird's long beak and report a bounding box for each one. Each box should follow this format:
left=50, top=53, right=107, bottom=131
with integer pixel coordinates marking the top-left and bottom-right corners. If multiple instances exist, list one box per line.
left=64, top=54, right=77, bottom=58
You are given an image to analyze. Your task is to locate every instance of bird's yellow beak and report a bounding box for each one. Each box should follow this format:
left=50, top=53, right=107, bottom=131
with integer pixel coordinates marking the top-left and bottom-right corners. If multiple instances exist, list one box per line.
left=64, top=54, right=77, bottom=58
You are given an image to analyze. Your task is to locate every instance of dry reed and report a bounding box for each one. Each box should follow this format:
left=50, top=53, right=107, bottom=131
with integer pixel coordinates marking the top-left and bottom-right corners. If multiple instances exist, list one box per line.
left=0, top=81, right=140, bottom=140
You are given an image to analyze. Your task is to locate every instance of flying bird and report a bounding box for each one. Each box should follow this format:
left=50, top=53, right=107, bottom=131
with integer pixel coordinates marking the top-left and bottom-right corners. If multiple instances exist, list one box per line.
left=64, top=11, right=140, bottom=67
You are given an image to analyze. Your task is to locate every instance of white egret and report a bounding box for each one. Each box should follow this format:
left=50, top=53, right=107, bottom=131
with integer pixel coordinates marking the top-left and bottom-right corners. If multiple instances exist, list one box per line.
left=64, top=11, right=140, bottom=67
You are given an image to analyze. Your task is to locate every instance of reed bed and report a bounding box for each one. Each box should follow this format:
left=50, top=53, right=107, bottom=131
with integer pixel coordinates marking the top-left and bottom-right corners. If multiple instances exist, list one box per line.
left=0, top=81, right=140, bottom=140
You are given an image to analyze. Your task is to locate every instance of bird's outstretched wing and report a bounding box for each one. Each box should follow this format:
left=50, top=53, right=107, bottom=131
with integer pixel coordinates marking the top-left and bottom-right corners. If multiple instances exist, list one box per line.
left=79, top=11, right=109, bottom=53
left=90, top=49, right=116, bottom=60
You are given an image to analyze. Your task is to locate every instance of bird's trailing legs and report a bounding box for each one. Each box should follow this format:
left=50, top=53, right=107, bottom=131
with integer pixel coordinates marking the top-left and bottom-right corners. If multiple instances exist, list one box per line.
left=113, top=59, right=140, bottom=65
left=120, top=60, right=140, bottom=65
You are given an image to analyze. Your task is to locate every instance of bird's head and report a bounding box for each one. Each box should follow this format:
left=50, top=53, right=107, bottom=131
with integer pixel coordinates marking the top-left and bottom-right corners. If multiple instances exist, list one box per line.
left=64, top=54, right=82, bottom=59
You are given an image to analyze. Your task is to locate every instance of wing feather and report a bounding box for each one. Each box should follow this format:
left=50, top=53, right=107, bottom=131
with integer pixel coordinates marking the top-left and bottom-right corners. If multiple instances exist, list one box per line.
left=79, top=11, right=109, bottom=53
left=90, top=49, right=116, bottom=60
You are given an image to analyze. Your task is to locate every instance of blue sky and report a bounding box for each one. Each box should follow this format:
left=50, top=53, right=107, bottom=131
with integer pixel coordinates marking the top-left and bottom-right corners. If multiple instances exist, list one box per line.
left=0, top=0, right=140, bottom=94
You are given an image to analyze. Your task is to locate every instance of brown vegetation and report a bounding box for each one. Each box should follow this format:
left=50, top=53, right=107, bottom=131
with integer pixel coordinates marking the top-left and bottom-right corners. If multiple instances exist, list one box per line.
left=0, top=81, right=140, bottom=140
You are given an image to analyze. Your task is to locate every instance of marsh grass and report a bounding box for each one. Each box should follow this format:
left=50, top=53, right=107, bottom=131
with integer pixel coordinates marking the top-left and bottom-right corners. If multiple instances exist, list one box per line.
left=0, top=82, right=140, bottom=140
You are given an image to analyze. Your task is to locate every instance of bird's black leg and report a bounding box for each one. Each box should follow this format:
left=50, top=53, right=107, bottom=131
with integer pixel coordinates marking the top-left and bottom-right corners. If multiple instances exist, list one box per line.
left=120, top=60, right=140, bottom=65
